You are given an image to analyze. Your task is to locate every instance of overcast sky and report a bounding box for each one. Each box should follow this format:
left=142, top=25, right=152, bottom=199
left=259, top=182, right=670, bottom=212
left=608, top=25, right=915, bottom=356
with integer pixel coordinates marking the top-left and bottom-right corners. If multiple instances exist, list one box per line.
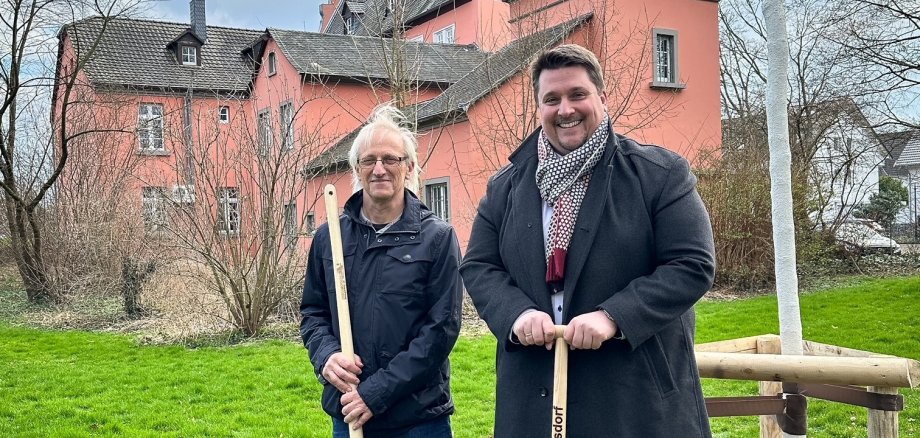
left=143, top=0, right=328, bottom=32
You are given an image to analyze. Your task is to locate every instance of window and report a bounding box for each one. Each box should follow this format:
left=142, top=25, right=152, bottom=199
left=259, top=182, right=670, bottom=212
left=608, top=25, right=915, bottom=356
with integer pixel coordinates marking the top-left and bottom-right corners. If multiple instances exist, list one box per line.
left=407, top=35, right=423, bottom=43
left=137, top=103, right=164, bottom=151
left=258, top=110, right=272, bottom=154
left=433, top=24, right=455, bottom=44
left=280, top=102, right=294, bottom=150
left=306, top=211, right=316, bottom=236
left=651, top=29, right=684, bottom=89
left=345, top=14, right=359, bottom=35
left=181, top=46, right=198, bottom=65
left=217, top=187, right=240, bottom=235
left=218, top=106, right=229, bottom=123
left=267, top=52, right=277, bottom=76
left=425, top=178, right=450, bottom=222
left=283, top=202, right=297, bottom=250
left=142, top=187, right=167, bottom=231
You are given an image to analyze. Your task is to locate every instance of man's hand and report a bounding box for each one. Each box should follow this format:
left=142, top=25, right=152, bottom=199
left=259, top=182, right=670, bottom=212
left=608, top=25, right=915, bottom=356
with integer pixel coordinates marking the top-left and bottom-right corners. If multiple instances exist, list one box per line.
left=563, top=310, right=617, bottom=349
left=512, top=310, right=556, bottom=350
left=341, top=390, right=374, bottom=429
left=322, top=352, right=364, bottom=393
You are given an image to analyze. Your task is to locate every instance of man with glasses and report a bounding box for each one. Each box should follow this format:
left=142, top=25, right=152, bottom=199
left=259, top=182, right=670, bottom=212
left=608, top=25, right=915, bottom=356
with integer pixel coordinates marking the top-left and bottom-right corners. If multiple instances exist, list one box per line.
left=300, top=104, right=462, bottom=437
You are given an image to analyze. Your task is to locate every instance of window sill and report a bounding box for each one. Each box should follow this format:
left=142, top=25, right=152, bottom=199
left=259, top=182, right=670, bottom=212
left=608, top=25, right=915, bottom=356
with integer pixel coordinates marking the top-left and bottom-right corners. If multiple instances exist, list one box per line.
left=137, top=149, right=170, bottom=156
left=650, top=81, right=686, bottom=90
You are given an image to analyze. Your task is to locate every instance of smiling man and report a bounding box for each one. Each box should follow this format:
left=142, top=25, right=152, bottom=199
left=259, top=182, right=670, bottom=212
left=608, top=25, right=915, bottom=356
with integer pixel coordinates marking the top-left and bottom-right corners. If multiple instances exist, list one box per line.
left=461, top=44, right=716, bottom=437
left=300, top=104, right=462, bottom=438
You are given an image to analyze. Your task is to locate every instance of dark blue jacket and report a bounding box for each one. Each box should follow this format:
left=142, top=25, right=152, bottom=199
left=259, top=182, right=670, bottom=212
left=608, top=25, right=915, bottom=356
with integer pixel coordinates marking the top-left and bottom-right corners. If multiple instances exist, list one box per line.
left=300, top=189, right=462, bottom=437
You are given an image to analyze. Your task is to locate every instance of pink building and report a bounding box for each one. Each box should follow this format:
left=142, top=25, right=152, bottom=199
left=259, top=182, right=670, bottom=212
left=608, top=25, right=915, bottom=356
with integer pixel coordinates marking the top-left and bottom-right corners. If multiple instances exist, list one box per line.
left=54, top=0, right=720, bottom=252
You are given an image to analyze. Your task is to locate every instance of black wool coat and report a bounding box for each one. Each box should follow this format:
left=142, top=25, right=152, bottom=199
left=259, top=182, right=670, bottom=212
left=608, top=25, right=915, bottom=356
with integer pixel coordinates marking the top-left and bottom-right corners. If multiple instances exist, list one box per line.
left=460, top=126, right=716, bottom=438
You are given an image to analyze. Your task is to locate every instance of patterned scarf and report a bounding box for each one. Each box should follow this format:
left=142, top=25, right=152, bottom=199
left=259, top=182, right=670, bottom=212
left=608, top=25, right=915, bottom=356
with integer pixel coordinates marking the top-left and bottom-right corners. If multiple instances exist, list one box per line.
left=535, top=115, right=609, bottom=289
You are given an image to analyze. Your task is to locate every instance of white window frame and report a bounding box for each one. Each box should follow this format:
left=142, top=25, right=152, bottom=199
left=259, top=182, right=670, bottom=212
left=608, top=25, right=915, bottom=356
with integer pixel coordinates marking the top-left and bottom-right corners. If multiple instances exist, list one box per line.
left=217, top=187, right=241, bottom=235
left=425, top=177, right=450, bottom=222
left=258, top=109, right=272, bottom=154
left=280, top=102, right=294, bottom=150
left=650, top=29, right=685, bottom=89
left=306, top=211, right=316, bottom=236
left=433, top=24, right=456, bottom=44
left=218, top=106, right=229, bottom=123
left=137, top=103, right=164, bottom=151
left=142, top=186, right=167, bottom=231
left=345, top=14, right=359, bottom=35
left=181, top=45, right=197, bottom=65
left=283, top=202, right=298, bottom=250
left=268, top=52, right=277, bottom=76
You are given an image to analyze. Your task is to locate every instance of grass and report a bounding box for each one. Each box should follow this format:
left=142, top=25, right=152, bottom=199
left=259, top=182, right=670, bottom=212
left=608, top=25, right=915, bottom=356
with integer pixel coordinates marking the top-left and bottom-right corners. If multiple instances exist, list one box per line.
left=0, top=276, right=918, bottom=437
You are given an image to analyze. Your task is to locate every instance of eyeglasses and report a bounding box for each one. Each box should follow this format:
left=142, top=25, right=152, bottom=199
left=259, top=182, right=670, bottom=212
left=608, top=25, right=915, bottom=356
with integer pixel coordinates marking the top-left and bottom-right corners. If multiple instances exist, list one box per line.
left=357, top=155, right=409, bottom=168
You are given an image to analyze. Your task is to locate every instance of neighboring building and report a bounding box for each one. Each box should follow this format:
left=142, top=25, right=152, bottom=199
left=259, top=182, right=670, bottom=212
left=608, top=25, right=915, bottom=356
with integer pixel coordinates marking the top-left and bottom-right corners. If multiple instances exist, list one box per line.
left=722, top=98, right=886, bottom=227
left=880, top=129, right=920, bottom=225
left=54, top=0, right=722, bottom=250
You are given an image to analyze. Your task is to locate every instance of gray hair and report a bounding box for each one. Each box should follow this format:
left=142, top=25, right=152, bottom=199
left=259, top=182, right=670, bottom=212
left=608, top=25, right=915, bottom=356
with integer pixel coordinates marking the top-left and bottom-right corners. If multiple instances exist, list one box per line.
left=348, top=103, right=420, bottom=194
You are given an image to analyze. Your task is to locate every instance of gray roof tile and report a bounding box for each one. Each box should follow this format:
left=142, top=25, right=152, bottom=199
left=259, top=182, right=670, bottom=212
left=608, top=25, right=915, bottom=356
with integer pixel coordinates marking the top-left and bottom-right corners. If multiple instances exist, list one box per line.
left=414, top=14, right=591, bottom=121
left=63, top=17, right=261, bottom=92
left=325, top=0, right=470, bottom=36
left=892, top=130, right=920, bottom=168
left=268, top=28, right=488, bottom=83
left=879, top=130, right=915, bottom=177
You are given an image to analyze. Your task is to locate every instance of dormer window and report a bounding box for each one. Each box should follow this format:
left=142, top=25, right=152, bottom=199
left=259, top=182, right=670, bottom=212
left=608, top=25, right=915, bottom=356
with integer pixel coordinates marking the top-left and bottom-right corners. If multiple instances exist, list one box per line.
left=181, top=45, right=198, bottom=66
left=268, top=52, right=277, bottom=76
left=345, top=14, right=360, bottom=35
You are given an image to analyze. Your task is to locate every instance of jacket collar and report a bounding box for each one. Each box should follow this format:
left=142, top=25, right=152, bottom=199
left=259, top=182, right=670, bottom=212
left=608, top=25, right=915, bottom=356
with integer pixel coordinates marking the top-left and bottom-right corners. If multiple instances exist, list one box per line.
left=342, top=189, right=429, bottom=233
left=505, top=121, right=621, bottom=319
left=509, top=122, right=618, bottom=167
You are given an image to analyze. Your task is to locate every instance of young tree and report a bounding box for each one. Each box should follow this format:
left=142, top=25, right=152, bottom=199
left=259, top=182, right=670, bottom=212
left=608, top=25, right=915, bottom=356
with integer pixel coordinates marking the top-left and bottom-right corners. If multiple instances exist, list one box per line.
left=1, top=0, right=142, bottom=303
left=763, top=3, right=805, bottom=437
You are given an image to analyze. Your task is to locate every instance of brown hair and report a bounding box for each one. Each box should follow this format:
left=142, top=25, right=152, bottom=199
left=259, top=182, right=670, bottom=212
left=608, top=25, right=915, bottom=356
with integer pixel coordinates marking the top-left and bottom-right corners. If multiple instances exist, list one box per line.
left=530, top=44, right=605, bottom=102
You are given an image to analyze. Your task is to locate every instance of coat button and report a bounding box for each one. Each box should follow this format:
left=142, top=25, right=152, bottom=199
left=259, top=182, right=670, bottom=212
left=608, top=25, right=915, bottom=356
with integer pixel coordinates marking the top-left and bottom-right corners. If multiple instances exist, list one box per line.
left=540, top=387, right=548, bottom=397
left=402, top=254, right=412, bottom=262
left=395, top=237, right=400, bottom=241
left=527, top=222, right=533, bottom=228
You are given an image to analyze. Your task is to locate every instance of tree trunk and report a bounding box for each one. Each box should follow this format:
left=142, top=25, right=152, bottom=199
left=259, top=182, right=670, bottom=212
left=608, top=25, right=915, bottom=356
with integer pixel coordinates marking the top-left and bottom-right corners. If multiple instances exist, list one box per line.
left=763, top=0, right=806, bottom=436
left=4, top=197, right=53, bottom=303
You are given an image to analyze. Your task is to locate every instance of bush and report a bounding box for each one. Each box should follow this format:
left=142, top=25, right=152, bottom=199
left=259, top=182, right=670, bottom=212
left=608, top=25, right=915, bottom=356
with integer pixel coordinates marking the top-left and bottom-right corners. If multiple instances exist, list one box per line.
left=696, top=147, right=836, bottom=290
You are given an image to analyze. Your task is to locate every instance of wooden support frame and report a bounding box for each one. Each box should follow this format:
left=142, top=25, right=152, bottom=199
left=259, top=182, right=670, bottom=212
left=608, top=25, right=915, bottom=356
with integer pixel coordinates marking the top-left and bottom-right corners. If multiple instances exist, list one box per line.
left=696, top=335, right=919, bottom=437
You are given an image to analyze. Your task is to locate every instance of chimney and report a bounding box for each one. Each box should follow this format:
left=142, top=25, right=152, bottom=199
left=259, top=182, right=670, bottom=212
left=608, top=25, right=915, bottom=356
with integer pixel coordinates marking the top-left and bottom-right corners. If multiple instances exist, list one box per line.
left=190, top=0, right=207, bottom=42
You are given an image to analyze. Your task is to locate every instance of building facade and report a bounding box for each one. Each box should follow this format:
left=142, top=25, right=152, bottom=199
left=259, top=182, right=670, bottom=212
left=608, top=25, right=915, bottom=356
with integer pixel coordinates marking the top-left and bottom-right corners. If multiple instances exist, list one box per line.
left=54, top=0, right=721, bottom=251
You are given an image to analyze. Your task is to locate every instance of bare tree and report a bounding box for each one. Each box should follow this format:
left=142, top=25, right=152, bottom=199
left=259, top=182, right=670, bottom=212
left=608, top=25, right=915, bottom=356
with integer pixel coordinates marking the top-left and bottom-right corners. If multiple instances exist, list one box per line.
left=831, top=0, right=919, bottom=129
left=157, top=86, right=333, bottom=336
left=720, top=0, right=893, bottom=228
left=1, top=0, right=142, bottom=303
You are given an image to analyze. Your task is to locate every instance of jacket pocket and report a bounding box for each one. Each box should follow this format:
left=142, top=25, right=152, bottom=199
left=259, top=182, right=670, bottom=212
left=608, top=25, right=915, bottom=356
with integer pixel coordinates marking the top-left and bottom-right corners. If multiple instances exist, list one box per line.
left=379, top=245, right=433, bottom=296
left=641, top=334, right=679, bottom=399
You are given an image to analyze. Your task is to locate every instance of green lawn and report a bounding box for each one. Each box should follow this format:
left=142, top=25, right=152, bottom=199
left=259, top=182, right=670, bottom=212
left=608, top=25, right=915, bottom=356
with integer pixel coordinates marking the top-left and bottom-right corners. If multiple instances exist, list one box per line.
left=1, top=276, right=918, bottom=437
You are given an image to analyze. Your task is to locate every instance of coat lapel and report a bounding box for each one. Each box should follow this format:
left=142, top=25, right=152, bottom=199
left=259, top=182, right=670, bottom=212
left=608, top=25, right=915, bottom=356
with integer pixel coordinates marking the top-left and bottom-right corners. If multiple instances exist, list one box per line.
left=509, top=137, right=554, bottom=312
left=562, top=130, right=619, bottom=318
